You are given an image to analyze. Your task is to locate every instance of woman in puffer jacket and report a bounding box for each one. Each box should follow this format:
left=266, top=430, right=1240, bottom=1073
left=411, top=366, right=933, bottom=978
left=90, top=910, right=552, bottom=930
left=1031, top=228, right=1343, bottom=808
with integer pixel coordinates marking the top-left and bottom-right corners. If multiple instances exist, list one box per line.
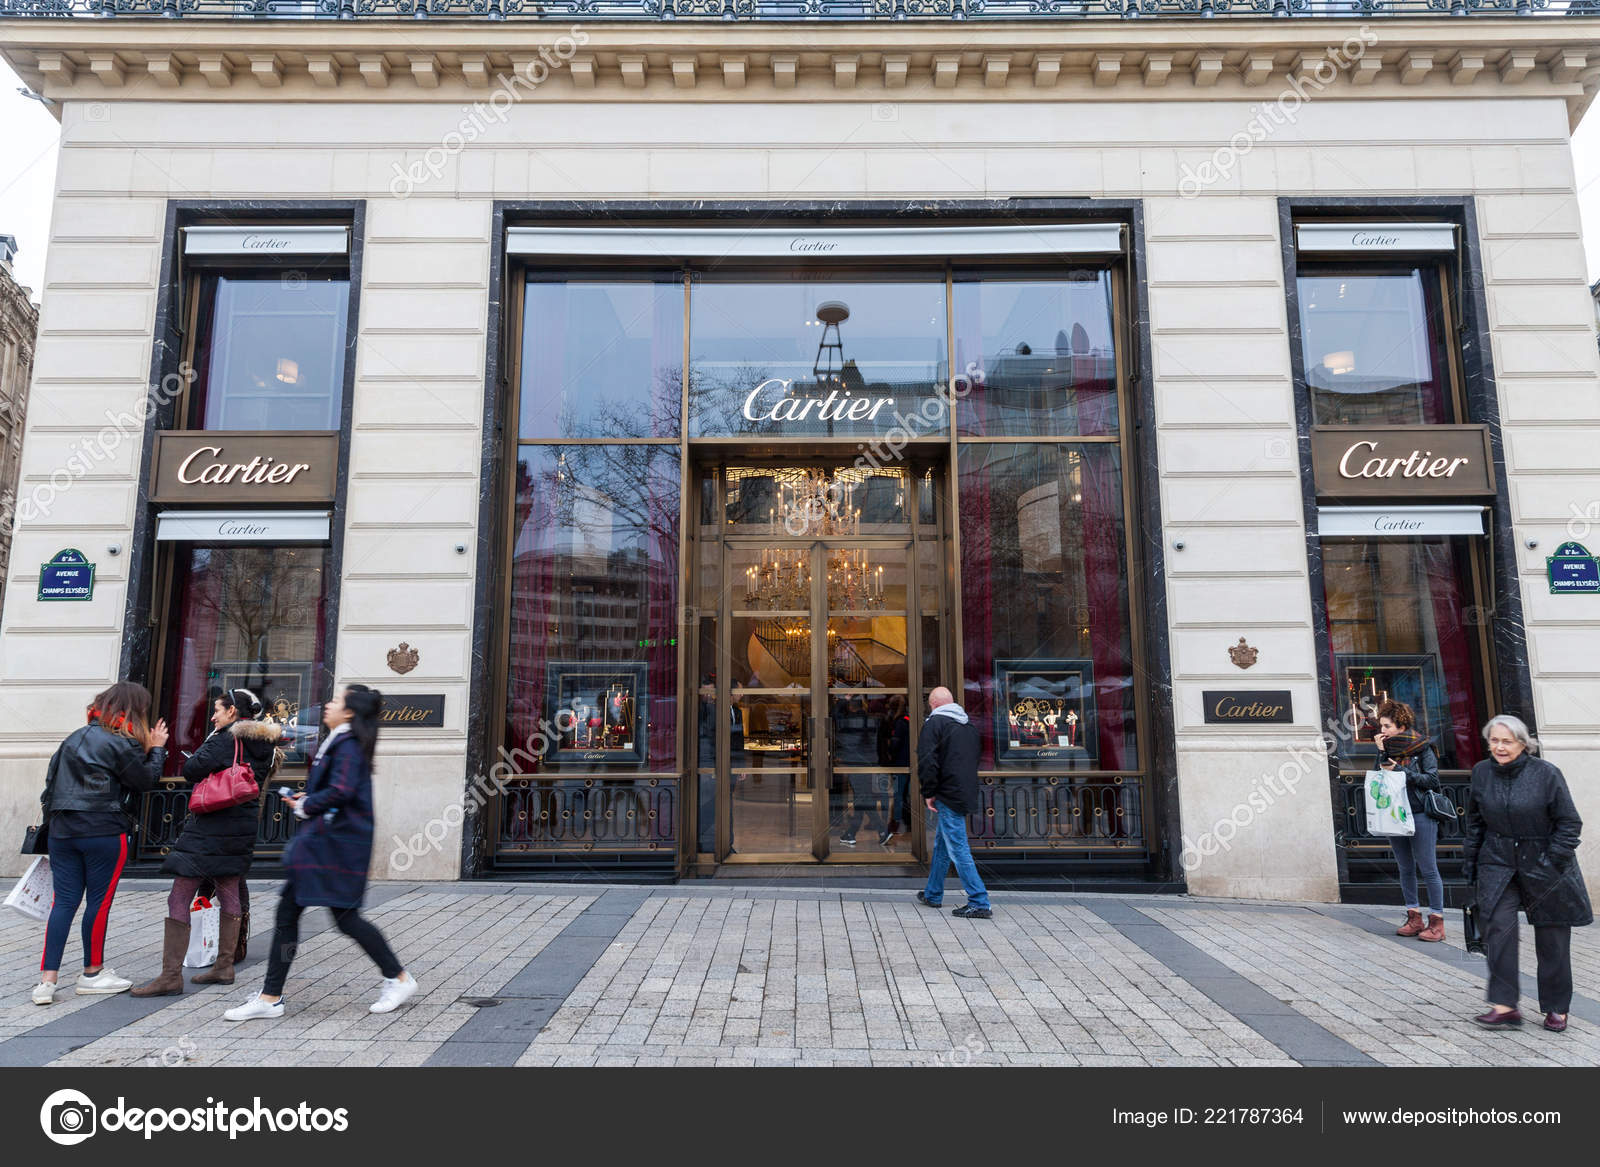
left=131, top=688, right=281, bottom=996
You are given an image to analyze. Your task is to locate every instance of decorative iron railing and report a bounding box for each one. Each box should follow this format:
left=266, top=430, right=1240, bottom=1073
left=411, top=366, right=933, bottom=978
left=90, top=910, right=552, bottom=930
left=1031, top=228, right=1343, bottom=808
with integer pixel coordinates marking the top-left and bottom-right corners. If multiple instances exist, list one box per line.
left=969, top=774, right=1146, bottom=851
left=1339, top=774, right=1470, bottom=851
left=133, top=775, right=306, bottom=863
left=494, top=776, right=677, bottom=856
left=0, top=0, right=1596, bottom=20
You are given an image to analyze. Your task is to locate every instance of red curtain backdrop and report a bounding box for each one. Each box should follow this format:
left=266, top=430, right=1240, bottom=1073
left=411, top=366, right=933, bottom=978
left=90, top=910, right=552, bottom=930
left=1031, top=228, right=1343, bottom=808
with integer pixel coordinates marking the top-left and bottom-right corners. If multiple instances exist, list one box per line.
left=1424, top=541, right=1483, bottom=768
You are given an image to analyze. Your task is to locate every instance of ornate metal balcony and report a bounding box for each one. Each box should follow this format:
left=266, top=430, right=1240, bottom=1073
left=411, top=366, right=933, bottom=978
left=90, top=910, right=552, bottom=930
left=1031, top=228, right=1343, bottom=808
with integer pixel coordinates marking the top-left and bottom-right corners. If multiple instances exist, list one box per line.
left=0, top=0, right=1595, bottom=21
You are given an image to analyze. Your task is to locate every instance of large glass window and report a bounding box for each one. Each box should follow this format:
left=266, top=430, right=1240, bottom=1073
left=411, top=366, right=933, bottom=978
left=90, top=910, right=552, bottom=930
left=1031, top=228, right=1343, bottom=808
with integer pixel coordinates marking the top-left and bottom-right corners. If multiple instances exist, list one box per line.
left=190, top=273, right=349, bottom=431
left=958, top=443, right=1137, bottom=772
left=519, top=276, right=683, bottom=440
left=689, top=276, right=948, bottom=438
left=1297, top=267, right=1453, bottom=426
left=953, top=273, right=1119, bottom=437
left=1324, top=537, right=1488, bottom=772
left=161, top=545, right=329, bottom=775
left=505, top=444, right=680, bottom=773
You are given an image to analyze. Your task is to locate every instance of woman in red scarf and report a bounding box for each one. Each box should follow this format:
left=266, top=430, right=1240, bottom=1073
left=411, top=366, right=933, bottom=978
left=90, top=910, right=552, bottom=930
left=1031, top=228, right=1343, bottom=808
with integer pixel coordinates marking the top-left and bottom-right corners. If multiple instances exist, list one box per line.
left=1373, top=700, right=1446, bottom=941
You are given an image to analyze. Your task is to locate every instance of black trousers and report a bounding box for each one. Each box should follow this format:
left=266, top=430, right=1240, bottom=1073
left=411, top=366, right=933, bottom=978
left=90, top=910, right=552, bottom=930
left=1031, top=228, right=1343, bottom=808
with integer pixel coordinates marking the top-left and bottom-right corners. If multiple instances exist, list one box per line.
left=1483, top=880, right=1573, bottom=1014
left=262, top=882, right=402, bottom=998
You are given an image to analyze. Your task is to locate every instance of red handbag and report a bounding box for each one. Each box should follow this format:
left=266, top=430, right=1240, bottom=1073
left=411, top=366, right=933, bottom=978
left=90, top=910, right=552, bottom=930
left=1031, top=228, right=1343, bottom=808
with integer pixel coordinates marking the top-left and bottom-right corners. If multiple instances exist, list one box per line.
left=189, top=738, right=260, bottom=815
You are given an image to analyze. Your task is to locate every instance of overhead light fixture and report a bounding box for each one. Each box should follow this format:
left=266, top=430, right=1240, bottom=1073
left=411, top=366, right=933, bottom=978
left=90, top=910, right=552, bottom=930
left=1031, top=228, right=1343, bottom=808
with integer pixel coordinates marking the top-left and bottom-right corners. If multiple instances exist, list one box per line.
left=1322, top=351, right=1355, bottom=376
left=275, top=358, right=300, bottom=384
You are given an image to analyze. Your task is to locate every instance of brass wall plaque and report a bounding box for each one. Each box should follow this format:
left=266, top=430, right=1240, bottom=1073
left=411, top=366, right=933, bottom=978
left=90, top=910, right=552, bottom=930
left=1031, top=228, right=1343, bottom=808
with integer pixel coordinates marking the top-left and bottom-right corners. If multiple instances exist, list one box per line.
left=150, top=431, right=340, bottom=506
left=1310, top=425, right=1495, bottom=500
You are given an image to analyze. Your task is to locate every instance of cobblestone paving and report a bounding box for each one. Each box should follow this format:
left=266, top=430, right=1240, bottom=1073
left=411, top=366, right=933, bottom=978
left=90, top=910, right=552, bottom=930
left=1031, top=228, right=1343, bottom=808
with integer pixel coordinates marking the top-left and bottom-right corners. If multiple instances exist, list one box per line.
left=1, top=881, right=1594, bottom=1068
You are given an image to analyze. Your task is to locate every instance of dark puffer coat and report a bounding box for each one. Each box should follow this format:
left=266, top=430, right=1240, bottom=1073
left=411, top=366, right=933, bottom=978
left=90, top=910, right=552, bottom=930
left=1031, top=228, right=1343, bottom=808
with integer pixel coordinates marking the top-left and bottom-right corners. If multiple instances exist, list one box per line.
left=160, top=718, right=281, bottom=880
left=282, top=728, right=375, bottom=909
left=1464, top=752, right=1592, bottom=927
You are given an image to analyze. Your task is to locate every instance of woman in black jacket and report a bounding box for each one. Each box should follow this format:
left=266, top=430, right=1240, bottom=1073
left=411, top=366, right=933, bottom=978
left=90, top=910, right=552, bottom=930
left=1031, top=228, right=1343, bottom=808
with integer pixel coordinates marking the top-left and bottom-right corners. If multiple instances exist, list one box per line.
left=1464, top=714, right=1591, bottom=1032
left=33, top=682, right=168, bottom=1006
left=1372, top=700, right=1446, bottom=942
left=131, top=688, right=281, bottom=997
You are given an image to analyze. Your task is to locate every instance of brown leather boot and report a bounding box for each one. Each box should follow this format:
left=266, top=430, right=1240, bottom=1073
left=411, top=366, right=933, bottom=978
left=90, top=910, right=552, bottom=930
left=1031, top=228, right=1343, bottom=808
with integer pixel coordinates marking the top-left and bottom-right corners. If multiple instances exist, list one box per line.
left=131, top=918, right=188, bottom=997
left=192, top=914, right=241, bottom=985
left=1418, top=913, right=1446, bottom=942
left=1396, top=910, right=1424, bottom=937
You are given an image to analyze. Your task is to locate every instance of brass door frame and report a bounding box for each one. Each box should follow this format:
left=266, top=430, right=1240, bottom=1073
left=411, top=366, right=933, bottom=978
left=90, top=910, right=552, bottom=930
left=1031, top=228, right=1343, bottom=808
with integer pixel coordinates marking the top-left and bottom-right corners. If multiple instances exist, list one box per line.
left=706, top=459, right=944, bottom=867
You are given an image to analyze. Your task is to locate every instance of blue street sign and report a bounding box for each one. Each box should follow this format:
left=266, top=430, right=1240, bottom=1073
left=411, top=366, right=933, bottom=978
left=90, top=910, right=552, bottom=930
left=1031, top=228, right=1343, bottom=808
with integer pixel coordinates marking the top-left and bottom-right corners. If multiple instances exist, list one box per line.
left=38, top=549, right=95, bottom=602
left=1548, top=541, right=1600, bottom=595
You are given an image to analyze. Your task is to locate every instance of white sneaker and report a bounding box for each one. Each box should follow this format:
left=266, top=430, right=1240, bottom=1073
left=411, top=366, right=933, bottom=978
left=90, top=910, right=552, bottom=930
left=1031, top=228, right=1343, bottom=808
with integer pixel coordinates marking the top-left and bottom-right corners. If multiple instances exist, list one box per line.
left=75, top=968, right=132, bottom=995
left=370, top=973, right=418, bottom=1014
left=32, top=981, right=56, bottom=1006
left=224, top=995, right=285, bottom=1022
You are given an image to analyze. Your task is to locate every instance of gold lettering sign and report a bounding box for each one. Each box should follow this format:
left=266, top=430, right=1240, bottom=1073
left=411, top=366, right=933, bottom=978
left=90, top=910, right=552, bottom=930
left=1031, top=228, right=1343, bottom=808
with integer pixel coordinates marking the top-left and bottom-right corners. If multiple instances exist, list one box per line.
left=150, top=431, right=340, bottom=506
left=1311, top=425, right=1495, bottom=500
left=1201, top=690, right=1294, bottom=725
left=376, top=694, right=446, bottom=728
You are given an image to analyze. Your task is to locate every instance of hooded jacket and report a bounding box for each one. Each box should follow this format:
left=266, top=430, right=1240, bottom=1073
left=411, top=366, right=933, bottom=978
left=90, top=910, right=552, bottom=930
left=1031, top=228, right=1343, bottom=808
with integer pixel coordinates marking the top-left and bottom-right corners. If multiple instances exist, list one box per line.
left=916, top=702, right=981, bottom=815
left=161, top=718, right=282, bottom=880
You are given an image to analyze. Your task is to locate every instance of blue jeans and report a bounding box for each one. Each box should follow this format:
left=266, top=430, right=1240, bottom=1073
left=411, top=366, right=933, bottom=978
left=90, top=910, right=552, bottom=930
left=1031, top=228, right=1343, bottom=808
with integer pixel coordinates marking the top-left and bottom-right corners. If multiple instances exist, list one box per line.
left=1388, top=811, right=1443, bottom=914
left=922, top=802, right=989, bottom=910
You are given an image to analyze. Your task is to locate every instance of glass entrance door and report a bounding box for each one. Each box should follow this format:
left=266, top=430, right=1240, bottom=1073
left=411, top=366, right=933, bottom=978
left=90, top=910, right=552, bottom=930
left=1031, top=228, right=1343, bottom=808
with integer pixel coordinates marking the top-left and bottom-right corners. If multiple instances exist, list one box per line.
left=710, top=462, right=938, bottom=864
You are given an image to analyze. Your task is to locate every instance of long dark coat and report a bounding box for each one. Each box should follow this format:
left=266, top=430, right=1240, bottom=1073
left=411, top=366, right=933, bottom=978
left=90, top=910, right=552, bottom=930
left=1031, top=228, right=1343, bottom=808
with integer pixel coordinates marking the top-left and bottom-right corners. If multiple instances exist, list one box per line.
left=1464, top=753, right=1592, bottom=927
left=160, top=718, right=281, bottom=881
left=282, top=729, right=374, bottom=909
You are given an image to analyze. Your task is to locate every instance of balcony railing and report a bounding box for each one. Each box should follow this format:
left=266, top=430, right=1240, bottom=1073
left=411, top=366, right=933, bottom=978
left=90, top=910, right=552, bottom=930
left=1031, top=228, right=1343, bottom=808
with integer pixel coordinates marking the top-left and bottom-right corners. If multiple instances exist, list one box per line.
left=2, top=0, right=1597, bottom=22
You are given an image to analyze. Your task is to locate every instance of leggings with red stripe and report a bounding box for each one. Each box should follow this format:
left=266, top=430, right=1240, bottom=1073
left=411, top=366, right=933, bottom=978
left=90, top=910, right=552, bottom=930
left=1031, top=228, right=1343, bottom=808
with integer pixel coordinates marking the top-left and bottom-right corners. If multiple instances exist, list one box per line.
left=42, top=833, right=128, bottom=973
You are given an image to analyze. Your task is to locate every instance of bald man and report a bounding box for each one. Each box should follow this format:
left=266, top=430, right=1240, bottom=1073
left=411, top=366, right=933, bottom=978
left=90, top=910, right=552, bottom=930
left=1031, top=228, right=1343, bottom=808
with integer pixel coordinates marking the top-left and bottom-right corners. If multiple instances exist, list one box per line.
left=914, top=686, right=991, bottom=918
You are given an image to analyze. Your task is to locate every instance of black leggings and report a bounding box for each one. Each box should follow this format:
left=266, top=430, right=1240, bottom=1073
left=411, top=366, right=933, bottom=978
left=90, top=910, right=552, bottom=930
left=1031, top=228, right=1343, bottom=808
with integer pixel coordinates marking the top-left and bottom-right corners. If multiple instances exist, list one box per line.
left=262, top=883, right=401, bottom=998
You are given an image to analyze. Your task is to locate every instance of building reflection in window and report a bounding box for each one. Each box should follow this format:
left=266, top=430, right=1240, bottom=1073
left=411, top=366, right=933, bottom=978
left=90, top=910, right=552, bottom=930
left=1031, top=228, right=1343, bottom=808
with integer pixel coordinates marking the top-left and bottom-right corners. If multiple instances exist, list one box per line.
left=190, top=273, right=348, bottom=431
left=162, top=545, right=328, bottom=774
left=505, top=444, right=680, bottom=773
left=1297, top=267, right=1452, bottom=426
left=954, top=272, right=1119, bottom=438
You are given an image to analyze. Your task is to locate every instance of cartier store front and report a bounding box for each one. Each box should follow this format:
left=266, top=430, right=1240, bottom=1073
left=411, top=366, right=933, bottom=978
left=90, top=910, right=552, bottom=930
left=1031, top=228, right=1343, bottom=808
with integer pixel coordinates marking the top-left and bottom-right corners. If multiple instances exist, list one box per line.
left=486, top=219, right=1172, bottom=877
left=1288, top=217, right=1515, bottom=889
left=126, top=221, right=354, bottom=864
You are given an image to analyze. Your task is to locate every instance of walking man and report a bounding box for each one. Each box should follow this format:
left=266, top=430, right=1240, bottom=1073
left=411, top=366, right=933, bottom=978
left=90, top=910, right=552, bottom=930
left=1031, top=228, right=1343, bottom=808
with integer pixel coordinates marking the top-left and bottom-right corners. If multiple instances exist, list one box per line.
left=915, top=686, right=992, bottom=919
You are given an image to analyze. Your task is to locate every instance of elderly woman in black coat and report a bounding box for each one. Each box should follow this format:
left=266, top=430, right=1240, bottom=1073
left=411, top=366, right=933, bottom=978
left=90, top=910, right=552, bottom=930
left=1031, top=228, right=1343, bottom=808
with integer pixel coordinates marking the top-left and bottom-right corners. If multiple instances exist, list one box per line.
left=1464, top=714, right=1592, bottom=1032
left=131, top=688, right=281, bottom=997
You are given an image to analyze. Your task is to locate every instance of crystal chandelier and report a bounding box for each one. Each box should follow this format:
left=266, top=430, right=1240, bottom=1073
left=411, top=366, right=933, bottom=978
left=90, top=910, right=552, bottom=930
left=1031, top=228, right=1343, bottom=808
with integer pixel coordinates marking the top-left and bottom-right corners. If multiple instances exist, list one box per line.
left=742, top=470, right=887, bottom=612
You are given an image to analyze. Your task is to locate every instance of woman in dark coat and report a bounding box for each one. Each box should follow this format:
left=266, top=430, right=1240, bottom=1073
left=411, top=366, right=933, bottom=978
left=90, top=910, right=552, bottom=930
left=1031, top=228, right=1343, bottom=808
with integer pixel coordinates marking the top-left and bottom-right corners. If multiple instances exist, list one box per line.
left=1464, top=714, right=1591, bottom=1032
left=132, top=688, right=280, bottom=996
left=225, top=684, right=419, bottom=1022
left=1372, top=700, right=1446, bottom=941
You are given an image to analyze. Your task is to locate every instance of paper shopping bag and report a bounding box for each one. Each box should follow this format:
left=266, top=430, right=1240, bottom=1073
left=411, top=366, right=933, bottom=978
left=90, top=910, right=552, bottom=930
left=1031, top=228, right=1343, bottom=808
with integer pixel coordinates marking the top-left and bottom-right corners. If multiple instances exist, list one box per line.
left=4, top=856, right=52, bottom=922
left=1364, top=769, right=1415, bottom=837
left=184, top=896, right=220, bottom=967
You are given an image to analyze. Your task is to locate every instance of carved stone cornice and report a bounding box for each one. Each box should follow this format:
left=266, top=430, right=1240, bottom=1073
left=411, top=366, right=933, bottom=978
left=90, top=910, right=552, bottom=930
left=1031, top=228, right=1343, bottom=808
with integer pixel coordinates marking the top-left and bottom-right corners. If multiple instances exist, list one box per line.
left=4, top=20, right=1600, bottom=124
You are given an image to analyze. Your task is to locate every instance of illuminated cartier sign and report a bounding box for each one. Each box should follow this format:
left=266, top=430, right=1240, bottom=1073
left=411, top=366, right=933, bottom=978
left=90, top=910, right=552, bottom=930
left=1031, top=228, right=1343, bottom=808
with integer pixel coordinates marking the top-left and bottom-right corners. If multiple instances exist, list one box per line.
left=151, top=431, right=340, bottom=506
left=741, top=378, right=896, bottom=425
left=1310, top=426, right=1495, bottom=499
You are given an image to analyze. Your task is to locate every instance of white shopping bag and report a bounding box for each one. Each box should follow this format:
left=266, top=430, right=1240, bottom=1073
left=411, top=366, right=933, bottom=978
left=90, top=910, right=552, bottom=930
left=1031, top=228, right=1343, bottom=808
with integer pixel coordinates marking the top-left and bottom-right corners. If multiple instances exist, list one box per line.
left=1364, top=768, right=1415, bottom=837
left=183, top=897, right=220, bottom=967
left=4, top=856, right=52, bottom=922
